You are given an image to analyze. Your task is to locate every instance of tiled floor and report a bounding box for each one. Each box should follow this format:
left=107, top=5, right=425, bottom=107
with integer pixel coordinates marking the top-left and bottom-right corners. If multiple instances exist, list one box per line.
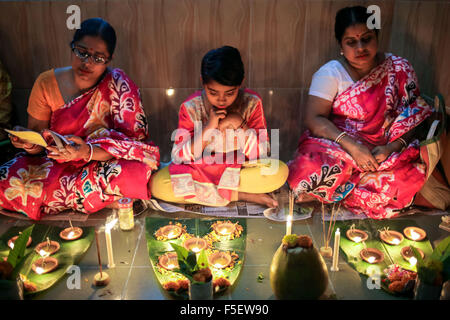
left=0, top=206, right=448, bottom=300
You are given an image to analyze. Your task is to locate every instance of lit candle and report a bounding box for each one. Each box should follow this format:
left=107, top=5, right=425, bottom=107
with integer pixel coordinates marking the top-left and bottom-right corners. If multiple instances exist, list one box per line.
left=409, top=257, right=417, bottom=266
left=353, top=236, right=362, bottom=243
left=391, top=238, right=401, bottom=245
left=105, top=217, right=118, bottom=269
left=286, top=191, right=294, bottom=235
left=367, top=256, right=376, bottom=264
left=331, top=228, right=340, bottom=271
left=286, top=215, right=292, bottom=236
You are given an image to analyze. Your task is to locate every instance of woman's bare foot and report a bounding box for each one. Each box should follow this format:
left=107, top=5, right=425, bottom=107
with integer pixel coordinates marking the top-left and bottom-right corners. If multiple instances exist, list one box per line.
left=294, top=193, right=317, bottom=204
left=238, top=192, right=278, bottom=208
left=106, top=201, right=120, bottom=209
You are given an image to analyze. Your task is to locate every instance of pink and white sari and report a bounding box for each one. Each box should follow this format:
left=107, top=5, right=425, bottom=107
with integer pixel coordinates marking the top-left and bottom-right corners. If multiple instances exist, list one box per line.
left=287, top=55, right=433, bottom=219
left=0, top=69, right=160, bottom=220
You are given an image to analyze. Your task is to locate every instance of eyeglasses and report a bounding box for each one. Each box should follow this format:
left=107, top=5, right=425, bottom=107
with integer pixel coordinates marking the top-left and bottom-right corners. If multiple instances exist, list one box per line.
left=71, top=45, right=110, bottom=65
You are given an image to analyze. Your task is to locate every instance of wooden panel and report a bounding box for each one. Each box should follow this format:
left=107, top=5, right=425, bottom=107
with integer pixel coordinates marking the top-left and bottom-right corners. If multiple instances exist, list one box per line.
left=256, top=88, right=306, bottom=161
left=249, top=0, right=306, bottom=88
left=140, top=88, right=195, bottom=162
left=138, top=0, right=251, bottom=89
left=390, top=0, right=450, bottom=102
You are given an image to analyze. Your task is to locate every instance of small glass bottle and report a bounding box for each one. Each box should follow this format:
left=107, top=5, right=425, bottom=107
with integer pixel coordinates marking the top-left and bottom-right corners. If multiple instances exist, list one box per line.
left=118, top=198, right=134, bottom=231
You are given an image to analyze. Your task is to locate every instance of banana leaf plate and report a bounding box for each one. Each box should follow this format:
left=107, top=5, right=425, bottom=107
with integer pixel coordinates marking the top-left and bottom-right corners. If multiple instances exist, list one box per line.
left=335, top=219, right=433, bottom=297
left=0, top=224, right=94, bottom=295
left=145, top=217, right=246, bottom=299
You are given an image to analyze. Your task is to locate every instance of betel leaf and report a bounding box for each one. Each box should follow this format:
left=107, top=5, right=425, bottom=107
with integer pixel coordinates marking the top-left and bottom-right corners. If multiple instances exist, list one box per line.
left=170, top=242, right=188, bottom=261
left=411, top=245, right=426, bottom=268
left=185, top=251, right=197, bottom=271
left=429, top=235, right=450, bottom=262
left=197, top=249, right=209, bottom=270
left=7, top=225, right=34, bottom=269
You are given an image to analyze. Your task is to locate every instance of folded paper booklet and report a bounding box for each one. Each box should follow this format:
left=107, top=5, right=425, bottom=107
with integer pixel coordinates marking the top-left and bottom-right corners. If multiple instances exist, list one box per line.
left=5, top=129, right=69, bottom=150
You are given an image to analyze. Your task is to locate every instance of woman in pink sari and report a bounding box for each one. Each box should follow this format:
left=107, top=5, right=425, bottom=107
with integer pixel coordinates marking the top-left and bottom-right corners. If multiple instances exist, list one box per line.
left=287, top=6, right=433, bottom=219
left=0, top=18, right=159, bottom=220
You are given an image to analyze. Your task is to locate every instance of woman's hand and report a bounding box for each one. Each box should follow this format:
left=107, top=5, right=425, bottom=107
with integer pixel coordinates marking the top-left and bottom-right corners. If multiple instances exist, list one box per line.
left=346, top=142, right=380, bottom=172
left=371, top=145, right=393, bottom=164
left=8, top=126, right=44, bottom=154
left=46, top=135, right=90, bottom=162
left=206, top=107, right=227, bottom=130
left=218, top=112, right=244, bottom=132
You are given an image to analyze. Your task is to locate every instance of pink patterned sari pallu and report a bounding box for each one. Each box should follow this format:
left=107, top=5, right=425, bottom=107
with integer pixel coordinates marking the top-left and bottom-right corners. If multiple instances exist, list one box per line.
left=288, top=55, right=432, bottom=219
left=0, top=69, right=160, bottom=220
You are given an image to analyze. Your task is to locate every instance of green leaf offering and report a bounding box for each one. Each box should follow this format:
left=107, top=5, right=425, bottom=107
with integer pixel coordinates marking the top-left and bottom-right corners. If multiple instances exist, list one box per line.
left=7, top=225, right=34, bottom=270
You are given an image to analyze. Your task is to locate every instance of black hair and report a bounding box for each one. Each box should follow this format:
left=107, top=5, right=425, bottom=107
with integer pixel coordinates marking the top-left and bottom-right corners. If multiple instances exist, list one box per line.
left=201, top=46, right=244, bottom=86
left=335, top=6, right=379, bottom=43
left=71, top=18, right=116, bottom=57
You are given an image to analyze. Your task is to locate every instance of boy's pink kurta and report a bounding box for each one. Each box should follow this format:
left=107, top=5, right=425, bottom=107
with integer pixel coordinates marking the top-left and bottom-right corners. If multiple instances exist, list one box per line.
left=169, top=89, right=269, bottom=205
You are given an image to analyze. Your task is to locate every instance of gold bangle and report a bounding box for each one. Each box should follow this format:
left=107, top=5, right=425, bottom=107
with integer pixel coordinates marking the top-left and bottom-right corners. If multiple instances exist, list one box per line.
left=334, top=132, right=347, bottom=144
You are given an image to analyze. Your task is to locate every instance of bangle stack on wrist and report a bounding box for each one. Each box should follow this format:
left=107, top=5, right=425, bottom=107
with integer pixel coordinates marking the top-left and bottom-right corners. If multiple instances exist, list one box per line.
left=334, top=132, right=347, bottom=144
left=397, top=137, right=408, bottom=150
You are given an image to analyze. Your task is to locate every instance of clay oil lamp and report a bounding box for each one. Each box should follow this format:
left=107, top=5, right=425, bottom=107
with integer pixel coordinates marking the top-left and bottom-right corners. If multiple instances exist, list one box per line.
left=155, top=224, right=183, bottom=240
left=32, top=256, right=59, bottom=275
left=346, top=225, right=368, bottom=244
left=183, top=237, right=208, bottom=253
left=403, top=227, right=426, bottom=242
left=158, top=252, right=179, bottom=271
left=35, top=237, right=60, bottom=257
left=7, top=234, right=32, bottom=250
left=208, top=251, right=232, bottom=269
left=212, top=221, right=236, bottom=237
left=59, top=220, right=83, bottom=241
left=360, top=248, right=384, bottom=264
left=401, top=246, right=425, bottom=266
left=379, top=228, right=403, bottom=246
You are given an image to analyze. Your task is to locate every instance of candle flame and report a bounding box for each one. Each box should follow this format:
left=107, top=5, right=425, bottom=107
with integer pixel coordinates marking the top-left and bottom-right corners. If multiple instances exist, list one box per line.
left=410, top=230, right=420, bottom=241
left=192, top=247, right=201, bottom=253
left=68, top=231, right=75, bottom=239
left=367, top=256, right=376, bottom=264
left=106, top=218, right=118, bottom=231
left=167, top=231, right=175, bottom=239
left=353, top=236, right=362, bottom=243
left=167, top=263, right=175, bottom=270
left=392, top=238, right=400, bottom=245
left=35, top=267, right=44, bottom=275
left=39, top=249, right=49, bottom=257
left=409, top=257, right=417, bottom=266
left=214, top=263, right=224, bottom=269
left=9, top=243, right=14, bottom=249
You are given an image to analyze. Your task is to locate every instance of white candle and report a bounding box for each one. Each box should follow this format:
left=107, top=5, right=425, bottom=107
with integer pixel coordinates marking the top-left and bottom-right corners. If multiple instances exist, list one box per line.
left=331, top=228, right=340, bottom=271
left=286, top=215, right=293, bottom=235
left=105, top=218, right=117, bottom=268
